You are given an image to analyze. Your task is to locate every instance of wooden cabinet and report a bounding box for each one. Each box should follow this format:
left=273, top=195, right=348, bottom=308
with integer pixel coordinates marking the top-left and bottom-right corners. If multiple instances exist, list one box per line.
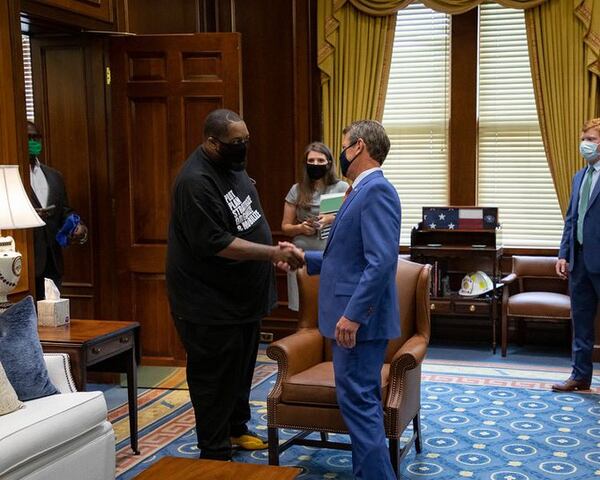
left=411, top=225, right=503, bottom=352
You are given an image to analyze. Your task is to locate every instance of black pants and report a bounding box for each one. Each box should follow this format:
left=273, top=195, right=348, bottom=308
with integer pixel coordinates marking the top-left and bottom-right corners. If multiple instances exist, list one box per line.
left=173, top=317, right=260, bottom=460
left=35, top=251, right=62, bottom=301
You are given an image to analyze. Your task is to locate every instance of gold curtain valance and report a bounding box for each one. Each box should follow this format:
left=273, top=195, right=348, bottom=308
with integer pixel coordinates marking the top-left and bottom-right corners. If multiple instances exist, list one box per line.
left=343, top=0, right=548, bottom=16
left=575, top=0, right=600, bottom=77
left=319, top=0, right=553, bottom=83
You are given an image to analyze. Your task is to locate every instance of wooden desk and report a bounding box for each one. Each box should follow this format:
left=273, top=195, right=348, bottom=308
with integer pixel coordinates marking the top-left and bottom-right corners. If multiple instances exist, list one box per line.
left=133, top=457, right=301, bottom=480
left=411, top=227, right=503, bottom=353
left=38, top=319, right=140, bottom=454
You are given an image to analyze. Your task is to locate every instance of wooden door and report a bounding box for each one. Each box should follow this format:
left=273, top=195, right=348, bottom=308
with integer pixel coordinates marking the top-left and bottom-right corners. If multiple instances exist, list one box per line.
left=110, top=33, right=241, bottom=365
left=31, top=35, right=114, bottom=320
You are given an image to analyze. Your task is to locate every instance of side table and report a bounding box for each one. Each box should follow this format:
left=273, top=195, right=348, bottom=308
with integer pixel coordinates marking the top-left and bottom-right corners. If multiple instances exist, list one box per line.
left=38, top=319, right=140, bottom=454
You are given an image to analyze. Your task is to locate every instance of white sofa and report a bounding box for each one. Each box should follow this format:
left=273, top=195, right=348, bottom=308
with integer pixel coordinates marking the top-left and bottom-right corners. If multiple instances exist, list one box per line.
left=0, top=354, right=116, bottom=480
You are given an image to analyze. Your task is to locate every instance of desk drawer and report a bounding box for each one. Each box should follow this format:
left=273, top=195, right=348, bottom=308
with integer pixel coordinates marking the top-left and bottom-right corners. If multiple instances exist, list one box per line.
left=454, top=301, right=490, bottom=315
left=87, top=332, right=133, bottom=363
left=430, top=299, right=451, bottom=314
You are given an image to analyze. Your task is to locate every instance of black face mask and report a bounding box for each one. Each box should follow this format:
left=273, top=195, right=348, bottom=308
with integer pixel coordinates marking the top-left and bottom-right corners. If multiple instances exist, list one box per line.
left=216, top=139, right=248, bottom=171
left=339, top=141, right=357, bottom=177
left=306, top=163, right=328, bottom=180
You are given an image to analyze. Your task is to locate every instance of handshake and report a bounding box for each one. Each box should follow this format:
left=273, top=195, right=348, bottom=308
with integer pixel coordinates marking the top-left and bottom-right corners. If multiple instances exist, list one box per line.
left=272, top=241, right=305, bottom=271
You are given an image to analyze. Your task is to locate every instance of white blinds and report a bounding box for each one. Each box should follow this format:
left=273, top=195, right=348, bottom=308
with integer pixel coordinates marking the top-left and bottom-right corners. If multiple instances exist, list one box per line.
left=382, top=3, right=450, bottom=246
left=22, top=34, right=35, bottom=122
left=478, top=4, right=563, bottom=248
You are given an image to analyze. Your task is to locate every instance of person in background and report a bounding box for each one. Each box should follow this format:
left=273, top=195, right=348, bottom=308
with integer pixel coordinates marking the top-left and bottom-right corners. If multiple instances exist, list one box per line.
left=281, top=142, right=348, bottom=310
left=166, top=109, right=303, bottom=461
left=554, top=118, right=600, bottom=392
left=27, top=121, right=87, bottom=299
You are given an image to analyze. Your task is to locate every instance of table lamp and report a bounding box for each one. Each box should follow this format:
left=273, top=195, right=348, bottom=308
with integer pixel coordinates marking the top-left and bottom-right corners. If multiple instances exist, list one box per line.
left=0, top=165, right=45, bottom=309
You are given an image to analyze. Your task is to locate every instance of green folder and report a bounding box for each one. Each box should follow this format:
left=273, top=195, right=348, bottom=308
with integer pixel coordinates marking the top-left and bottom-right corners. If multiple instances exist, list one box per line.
left=319, top=192, right=345, bottom=241
left=319, top=192, right=345, bottom=214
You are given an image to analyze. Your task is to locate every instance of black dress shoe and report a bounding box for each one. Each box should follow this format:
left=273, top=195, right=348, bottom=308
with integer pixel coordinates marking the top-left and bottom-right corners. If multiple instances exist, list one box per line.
left=551, top=378, right=592, bottom=392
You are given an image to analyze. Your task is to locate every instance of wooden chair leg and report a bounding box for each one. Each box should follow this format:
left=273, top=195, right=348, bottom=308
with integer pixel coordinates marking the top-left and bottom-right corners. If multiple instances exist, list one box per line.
left=389, top=437, right=400, bottom=479
left=517, top=317, right=525, bottom=346
left=320, top=432, right=329, bottom=442
left=268, top=427, right=279, bottom=465
left=413, top=414, right=423, bottom=454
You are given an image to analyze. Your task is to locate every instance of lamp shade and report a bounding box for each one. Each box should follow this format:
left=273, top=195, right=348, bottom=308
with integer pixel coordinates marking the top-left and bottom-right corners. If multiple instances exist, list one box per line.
left=0, top=165, right=45, bottom=229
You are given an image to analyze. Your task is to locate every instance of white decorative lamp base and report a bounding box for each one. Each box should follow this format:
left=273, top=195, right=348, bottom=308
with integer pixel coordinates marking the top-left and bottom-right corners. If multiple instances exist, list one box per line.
left=0, top=165, right=46, bottom=310
left=0, top=236, right=22, bottom=309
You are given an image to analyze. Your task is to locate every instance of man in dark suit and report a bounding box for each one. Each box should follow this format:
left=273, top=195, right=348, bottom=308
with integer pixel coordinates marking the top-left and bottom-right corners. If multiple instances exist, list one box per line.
left=27, top=121, right=87, bottom=299
left=287, top=120, right=401, bottom=479
left=554, top=118, right=600, bottom=391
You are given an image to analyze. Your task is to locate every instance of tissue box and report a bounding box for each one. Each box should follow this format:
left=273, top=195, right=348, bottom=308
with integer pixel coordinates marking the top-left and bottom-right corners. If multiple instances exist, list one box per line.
left=37, top=299, right=70, bottom=327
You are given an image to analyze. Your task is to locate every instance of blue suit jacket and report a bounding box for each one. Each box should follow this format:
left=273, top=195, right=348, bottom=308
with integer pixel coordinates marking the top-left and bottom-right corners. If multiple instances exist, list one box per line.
left=559, top=165, right=600, bottom=273
left=305, top=170, right=401, bottom=341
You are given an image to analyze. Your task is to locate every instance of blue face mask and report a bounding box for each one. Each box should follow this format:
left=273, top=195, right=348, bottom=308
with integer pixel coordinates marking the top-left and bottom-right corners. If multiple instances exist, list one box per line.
left=339, top=141, right=357, bottom=177
left=580, top=140, right=599, bottom=163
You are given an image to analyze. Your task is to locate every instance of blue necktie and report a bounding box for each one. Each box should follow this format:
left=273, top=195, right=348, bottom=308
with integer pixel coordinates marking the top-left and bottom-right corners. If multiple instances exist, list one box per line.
left=577, top=167, right=594, bottom=244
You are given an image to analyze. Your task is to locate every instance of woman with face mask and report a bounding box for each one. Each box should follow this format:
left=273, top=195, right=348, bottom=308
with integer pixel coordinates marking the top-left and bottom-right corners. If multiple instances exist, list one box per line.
left=281, top=142, right=349, bottom=310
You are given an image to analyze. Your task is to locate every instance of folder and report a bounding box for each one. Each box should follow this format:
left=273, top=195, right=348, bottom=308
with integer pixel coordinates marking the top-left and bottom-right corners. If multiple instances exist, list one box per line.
left=319, top=192, right=345, bottom=241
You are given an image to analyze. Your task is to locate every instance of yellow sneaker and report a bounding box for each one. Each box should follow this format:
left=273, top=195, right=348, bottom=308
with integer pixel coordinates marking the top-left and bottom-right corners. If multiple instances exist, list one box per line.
left=230, top=432, right=268, bottom=450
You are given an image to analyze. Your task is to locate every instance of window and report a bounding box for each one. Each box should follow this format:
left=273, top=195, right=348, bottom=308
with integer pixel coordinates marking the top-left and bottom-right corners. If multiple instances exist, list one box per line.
left=382, top=3, right=450, bottom=245
left=22, top=34, right=35, bottom=122
left=478, top=4, right=563, bottom=247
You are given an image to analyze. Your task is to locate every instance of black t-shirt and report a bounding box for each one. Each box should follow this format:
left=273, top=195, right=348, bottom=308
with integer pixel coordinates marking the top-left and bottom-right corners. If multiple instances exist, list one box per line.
left=166, top=146, right=277, bottom=324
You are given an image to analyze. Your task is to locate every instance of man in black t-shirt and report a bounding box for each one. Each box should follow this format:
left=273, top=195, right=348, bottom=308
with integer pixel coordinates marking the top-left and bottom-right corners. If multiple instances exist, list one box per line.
left=166, top=109, right=303, bottom=461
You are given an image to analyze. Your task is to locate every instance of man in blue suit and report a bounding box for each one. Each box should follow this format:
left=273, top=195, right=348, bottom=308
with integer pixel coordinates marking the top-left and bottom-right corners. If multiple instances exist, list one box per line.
left=554, top=118, right=600, bottom=391
left=290, top=120, right=401, bottom=479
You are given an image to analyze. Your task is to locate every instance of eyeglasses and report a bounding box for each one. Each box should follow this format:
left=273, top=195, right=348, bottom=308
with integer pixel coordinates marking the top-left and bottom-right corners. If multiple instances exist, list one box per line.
left=341, top=140, right=357, bottom=153
left=214, top=137, right=249, bottom=146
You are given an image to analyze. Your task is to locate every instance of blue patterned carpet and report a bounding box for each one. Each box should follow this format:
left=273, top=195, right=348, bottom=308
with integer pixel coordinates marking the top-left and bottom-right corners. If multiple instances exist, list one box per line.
left=111, top=369, right=600, bottom=480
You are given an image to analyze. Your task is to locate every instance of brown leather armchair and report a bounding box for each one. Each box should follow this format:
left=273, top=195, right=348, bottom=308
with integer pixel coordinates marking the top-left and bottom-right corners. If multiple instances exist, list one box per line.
left=266, top=258, right=431, bottom=477
left=500, top=255, right=571, bottom=357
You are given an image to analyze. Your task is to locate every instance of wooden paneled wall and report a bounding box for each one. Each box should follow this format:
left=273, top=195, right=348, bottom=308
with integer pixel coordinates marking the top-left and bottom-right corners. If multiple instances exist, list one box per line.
left=226, top=1, right=320, bottom=338
left=123, top=0, right=200, bottom=33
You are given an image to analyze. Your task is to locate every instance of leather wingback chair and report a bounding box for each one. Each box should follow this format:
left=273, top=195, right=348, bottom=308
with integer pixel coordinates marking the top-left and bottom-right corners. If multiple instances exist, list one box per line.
left=266, top=258, right=431, bottom=477
left=500, top=255, right=570, bottom=357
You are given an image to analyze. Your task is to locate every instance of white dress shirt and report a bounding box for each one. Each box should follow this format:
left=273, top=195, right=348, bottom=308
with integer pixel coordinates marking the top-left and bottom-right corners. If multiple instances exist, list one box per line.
left=30, top=159, right=49, bottom=208
left=351, top=167, right=382, bottom=189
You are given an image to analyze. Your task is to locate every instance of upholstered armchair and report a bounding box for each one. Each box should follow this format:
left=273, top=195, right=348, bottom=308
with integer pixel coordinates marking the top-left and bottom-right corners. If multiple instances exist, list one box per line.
left=500, top=255, right=571, bottom=357
left=266, top=258, right=431, bottom=477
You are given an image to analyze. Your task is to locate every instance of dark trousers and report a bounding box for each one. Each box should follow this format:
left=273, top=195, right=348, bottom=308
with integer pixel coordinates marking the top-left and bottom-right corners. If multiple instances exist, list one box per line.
left=35, top=250, right=62, bottom=301
left=332, top=340, right=396, bottom=480
left=173, top=317, right=260, bottom=459
left=570, top=246, right=600, bottom=381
